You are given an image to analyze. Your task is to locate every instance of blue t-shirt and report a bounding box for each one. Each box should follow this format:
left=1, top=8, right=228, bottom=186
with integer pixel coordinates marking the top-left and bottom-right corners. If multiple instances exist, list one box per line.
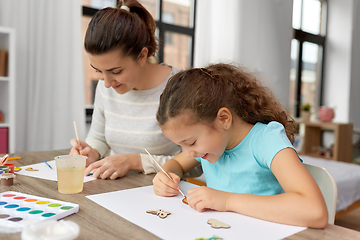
left=195, top=121, right=299, bottom=195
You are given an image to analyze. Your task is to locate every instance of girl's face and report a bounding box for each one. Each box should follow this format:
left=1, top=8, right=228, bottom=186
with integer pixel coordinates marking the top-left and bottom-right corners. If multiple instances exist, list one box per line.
left=161, top=113, right=229, bottom=163
left=87, top=49, right=147, bottom=94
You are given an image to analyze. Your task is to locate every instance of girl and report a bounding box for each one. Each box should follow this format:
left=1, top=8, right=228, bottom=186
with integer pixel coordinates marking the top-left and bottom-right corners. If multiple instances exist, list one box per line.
left=153, top=63, right=328, bottom=228
left=69, top=0, right=202, bottom=180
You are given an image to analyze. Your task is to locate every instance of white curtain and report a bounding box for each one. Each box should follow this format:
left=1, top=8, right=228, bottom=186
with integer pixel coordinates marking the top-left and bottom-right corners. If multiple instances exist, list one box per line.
left=194, top=0, right=293, bottom=110
left=193, top=0, right=242, bottom=68
left=0, top=0, right=86, bottom=153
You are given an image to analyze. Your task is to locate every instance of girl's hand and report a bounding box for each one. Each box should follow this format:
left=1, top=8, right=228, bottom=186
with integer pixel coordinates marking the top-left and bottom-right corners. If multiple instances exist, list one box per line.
left=69, top=139, right=100, bottom=166
left=152, top=171, right=182, bottom=197
left=187, top=186, right=228, bottom=212
left=84, top=153, right=141, bottom=180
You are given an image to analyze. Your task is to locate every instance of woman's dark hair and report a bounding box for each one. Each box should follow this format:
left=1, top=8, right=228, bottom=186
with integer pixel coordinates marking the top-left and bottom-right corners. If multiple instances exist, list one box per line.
left=157, top=63, right=297, bottom=143
left=84, top=0, right=158, bottom=59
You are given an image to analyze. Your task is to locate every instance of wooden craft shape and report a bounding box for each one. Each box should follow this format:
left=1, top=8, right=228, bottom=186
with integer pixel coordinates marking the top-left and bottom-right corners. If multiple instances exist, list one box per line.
left=25, top=167, right=38, bottom=171
left=207, top=219, right=230, bottom=229
left=146, top=209, right=171, bottom=219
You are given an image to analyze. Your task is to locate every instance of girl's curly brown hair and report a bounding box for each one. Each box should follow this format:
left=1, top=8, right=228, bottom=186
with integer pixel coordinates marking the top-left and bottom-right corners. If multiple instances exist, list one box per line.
left=157, top=63, right=297, bottom=144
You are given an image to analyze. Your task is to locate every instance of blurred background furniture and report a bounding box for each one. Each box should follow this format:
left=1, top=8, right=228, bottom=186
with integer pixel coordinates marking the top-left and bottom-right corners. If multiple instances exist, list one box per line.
left=301, top=122, right=353, bottom=162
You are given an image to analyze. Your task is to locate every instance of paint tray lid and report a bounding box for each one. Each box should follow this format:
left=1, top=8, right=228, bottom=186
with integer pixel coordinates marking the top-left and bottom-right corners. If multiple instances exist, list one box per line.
left=21, top=219, right=80, bottom=240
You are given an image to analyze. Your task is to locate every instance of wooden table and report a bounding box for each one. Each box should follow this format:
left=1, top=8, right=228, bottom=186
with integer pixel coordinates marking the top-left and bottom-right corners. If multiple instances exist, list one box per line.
left=1, top=150, right=360, bottom=240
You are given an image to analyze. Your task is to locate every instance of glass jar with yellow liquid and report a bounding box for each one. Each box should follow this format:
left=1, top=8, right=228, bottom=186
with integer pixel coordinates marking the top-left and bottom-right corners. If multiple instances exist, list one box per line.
left=55, top=155, right=87, bottom=194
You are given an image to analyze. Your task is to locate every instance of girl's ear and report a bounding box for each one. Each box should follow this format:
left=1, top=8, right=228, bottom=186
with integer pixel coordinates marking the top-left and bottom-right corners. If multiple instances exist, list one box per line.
left=138, top=47, right=148, bottom=67
left=217, top=107, right=232, bottom=129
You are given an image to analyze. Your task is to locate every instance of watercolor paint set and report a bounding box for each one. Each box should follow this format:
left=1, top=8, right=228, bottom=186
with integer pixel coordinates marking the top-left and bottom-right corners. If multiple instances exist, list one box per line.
left=0, top=191, right=79, bottom=229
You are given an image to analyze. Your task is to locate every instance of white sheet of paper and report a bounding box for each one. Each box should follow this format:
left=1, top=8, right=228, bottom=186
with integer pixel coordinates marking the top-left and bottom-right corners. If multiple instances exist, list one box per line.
left=15, top=160, right=95, bottom=182
left=86, top=181, right=306, bottom=240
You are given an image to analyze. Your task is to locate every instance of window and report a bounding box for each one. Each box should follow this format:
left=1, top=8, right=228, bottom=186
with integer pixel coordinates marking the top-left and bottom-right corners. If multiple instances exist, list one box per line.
left=81, top=0, right=196, bottom=122
left=289, top=0, right=327, bottom=117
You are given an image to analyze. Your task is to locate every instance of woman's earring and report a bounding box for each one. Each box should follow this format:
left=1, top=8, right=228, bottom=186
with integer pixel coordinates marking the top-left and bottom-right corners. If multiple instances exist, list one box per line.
left=225, top=126, right=228, bottom=129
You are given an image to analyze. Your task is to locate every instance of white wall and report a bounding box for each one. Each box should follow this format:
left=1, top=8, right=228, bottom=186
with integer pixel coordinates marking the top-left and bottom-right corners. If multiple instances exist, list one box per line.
left=324, top=0, right=352, bottom=123
left=349, top=1, right=360, bottom=132
left=239, top=0, right=293, bottom=110
left=194, top=0, right=293, bottom=110
left=324, top=0, right=360, bottom=131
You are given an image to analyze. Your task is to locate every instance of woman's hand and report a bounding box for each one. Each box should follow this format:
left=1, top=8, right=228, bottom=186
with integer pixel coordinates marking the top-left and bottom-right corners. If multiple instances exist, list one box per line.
left=69, top=139, right=100, bottom=166
left=84, top=153, right=142, bottom=180
left=152, top=171, right=182, bottom=197
left=187, top=186, right=228, bottom=212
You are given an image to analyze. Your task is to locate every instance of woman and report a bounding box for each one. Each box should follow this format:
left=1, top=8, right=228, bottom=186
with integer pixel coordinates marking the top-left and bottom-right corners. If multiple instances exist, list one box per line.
left=70, top=0, right=201, bottom=180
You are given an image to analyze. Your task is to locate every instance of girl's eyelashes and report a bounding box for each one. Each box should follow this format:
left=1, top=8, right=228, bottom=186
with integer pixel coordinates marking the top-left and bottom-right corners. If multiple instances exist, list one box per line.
left=190, top=141, right=196, bottom=146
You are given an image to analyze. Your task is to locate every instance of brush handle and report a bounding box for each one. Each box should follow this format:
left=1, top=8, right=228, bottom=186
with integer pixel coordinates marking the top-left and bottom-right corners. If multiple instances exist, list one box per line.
left=145, top=149, right=172, bottom=179
left=178, top=189, right=186, bottom=198
left=144, top=149, right=186, bottom=198
left=73, top=121, right=80, bottom=144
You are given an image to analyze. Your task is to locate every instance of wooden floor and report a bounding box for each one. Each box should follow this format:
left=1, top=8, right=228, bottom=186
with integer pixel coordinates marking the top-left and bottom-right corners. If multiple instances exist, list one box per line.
left=336, top=147, right=360, bottom=231
left=335, top=207, right=360, bottom=231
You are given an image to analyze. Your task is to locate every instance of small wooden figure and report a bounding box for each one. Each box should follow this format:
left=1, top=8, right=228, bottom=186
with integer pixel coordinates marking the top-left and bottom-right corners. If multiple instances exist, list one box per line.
left=25, top=167, right=38, bottom=171
left=146, top=209, right=171, bottom=219
left=207, top=219, right=230, bottom=229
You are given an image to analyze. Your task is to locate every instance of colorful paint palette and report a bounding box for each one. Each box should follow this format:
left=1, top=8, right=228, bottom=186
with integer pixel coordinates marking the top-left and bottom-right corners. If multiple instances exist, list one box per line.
left=0, top=191, right=79, bottom=229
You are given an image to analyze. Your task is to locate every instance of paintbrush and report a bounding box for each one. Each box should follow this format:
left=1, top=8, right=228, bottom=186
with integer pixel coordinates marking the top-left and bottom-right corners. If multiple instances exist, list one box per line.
left=1, top=154, right=9, bottom=166
left=73, top=121, right=82, bottom=156
left=144, top=148, right=186, bottom=198
left=73, top=121, right=80, bottom=145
